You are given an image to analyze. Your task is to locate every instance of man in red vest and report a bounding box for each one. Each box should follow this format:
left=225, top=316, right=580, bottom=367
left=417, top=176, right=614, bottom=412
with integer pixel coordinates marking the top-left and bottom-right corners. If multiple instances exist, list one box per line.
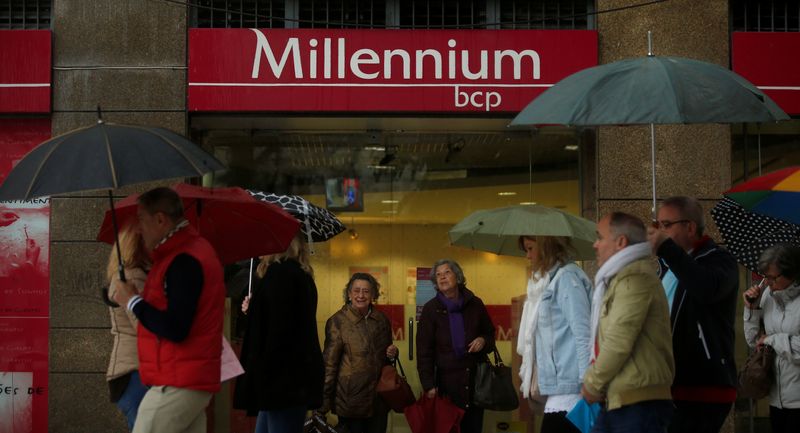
left=112, top=187, right=225, bottom=433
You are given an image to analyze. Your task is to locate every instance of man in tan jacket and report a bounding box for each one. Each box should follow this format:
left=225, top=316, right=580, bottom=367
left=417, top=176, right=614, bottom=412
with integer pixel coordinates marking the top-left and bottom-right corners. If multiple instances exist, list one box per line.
left=581, top=212, right=675, bottom=432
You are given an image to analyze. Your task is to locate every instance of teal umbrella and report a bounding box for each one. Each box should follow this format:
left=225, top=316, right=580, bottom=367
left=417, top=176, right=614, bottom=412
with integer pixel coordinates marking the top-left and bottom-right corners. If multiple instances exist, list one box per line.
left=510, top=33, right=789, bottom=216
left=448, top=205, right=597, bottom=260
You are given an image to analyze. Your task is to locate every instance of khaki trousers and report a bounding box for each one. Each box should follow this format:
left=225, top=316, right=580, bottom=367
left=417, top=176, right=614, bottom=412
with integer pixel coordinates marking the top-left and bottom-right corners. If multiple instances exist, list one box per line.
left=132, top=385, right=213, bottom=433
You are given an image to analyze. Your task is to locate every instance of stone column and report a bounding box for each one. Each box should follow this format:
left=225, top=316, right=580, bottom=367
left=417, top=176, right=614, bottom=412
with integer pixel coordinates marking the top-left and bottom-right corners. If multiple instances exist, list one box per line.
left=48, top=1, right=187, bottom=431
left=595, top=0, right=730, bottom=233
left=594, top=1, right=734, bottom=432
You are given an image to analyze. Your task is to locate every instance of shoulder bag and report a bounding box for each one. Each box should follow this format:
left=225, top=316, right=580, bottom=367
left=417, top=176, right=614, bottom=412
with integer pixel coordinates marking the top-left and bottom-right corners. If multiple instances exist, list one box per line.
left=473, top=348, right=520, bottom=411
left=376, top=355, right=416, bottom=412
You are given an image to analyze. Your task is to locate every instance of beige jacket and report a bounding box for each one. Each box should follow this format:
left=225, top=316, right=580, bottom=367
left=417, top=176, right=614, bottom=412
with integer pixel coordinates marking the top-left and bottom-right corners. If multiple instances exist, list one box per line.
left=105, top=267, right=147, bottom=380
left=583, top=258, right=675, bottom=410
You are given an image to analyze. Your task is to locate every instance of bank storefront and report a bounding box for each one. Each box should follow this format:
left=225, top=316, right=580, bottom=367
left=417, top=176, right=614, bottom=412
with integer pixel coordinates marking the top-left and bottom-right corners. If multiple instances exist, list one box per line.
left=187, top=25, right=596, bottom=431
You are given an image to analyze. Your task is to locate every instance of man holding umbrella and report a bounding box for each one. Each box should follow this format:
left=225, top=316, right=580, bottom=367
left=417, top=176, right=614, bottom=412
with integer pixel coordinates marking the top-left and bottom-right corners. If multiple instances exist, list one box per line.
left=647, top=196, right=739, bottom=433
left=112, top=187, right=225, bottom=433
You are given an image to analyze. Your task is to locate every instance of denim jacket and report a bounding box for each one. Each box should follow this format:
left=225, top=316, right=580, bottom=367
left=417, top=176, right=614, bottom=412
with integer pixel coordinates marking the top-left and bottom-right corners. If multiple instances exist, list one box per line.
left=535, top=262, right=593, bottom=395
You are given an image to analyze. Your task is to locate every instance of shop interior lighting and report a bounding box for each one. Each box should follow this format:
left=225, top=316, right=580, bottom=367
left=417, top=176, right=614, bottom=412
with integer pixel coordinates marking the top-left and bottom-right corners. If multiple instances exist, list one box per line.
left=381, top=200, right=399, bottom=204
left=519, top=201, right=538, bottom=205
left=563, top=144, right=579, bottom=151
left=497, top=192, right=517, bottom=196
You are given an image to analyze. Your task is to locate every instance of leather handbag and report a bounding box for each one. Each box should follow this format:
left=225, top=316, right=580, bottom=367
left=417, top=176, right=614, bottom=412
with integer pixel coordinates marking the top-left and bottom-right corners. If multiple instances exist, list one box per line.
left=738, top=345, right=775, bottom=399
left=376, top=356, right=416, bottom=413
left=473, top=349, right=520, bottom=411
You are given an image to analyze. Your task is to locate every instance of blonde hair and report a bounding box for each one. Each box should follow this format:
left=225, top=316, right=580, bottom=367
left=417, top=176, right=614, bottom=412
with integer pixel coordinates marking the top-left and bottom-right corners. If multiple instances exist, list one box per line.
left=256, top=233, right=314, bottom=278
left=106, top=224, right=150, bottom=281
left=518, top=235, right=574, bottom=273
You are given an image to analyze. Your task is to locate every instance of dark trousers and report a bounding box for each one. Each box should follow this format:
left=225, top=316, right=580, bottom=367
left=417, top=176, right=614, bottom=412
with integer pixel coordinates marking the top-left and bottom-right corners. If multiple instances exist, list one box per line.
left=592, top=400, right=672, bottom=433
left=460, top=406, right=484, bottom=433
left=541, top=411, right=581, bottom=433
left=338, top=412, right=388, bottom=433
left=668, top=401, right=731, bottom=433
left=769, top=406, right=800, bottom=433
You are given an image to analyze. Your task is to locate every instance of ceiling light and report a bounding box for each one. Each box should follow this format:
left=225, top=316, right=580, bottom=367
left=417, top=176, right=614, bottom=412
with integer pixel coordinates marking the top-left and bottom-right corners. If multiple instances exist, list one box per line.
left=564, top=144, right=579, bottom=151
left=364, top=146, right=385, bottom=152
left=382, top=210, right=398, bottom=214
left=519, top=201, right=538, bottom=205
left=348, top=228, right=359, bottom=240
left=368, top=165, right=396, bottom=170
left=381, top=200, right=399, bottom=204
left=497, top=192, right=517, bottom=196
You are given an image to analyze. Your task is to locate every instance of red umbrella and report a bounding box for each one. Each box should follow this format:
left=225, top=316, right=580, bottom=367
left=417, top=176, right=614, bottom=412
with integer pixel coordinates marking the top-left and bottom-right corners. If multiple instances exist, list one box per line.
left=97, top=183, right=300, bottom=265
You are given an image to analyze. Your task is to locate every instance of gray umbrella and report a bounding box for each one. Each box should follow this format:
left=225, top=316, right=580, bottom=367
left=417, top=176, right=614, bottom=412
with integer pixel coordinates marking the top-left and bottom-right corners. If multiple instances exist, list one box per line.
left=510, top=33, right=789, bottom=215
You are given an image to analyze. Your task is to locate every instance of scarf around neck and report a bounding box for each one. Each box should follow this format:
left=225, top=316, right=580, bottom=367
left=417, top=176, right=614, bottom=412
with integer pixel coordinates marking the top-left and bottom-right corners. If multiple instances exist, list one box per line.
left=517, top=265, right=558, bottom=398
left=590, top=242, right=651, bottom=361
left=437, top=289, right=467, bottom=359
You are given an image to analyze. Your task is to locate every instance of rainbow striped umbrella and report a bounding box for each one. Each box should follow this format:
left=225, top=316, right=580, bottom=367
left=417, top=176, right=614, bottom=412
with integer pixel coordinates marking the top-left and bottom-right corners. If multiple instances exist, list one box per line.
left=725, top=166, right=800, bottom=225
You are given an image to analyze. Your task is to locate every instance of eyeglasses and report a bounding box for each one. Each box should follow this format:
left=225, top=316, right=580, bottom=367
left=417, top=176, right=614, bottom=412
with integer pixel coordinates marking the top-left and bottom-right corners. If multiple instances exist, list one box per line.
left=350, top=288, right=372, bottom=296
left=657, top=219, right=691, bottom=230
left=763, top=274, right=783, bottom=283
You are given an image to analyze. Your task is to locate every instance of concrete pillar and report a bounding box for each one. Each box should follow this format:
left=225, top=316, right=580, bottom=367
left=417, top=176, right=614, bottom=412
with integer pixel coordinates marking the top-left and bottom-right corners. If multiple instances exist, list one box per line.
left=48, top=1, right=187, bottom=431
left=594, top=0, right=730, bottom=235
left=594, top=1, right=734, bottom=432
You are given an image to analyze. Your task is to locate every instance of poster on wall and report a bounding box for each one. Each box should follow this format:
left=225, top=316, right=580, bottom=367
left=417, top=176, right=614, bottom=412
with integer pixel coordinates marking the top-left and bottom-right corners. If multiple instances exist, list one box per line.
left=415, top=267, right=434, bottom=320
left=0, top=118, right=51, bottom=433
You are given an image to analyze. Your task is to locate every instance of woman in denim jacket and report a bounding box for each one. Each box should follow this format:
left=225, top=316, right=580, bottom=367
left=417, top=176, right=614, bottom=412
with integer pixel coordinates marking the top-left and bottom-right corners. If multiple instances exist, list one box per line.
left=517, top=236, right=592, bottom=433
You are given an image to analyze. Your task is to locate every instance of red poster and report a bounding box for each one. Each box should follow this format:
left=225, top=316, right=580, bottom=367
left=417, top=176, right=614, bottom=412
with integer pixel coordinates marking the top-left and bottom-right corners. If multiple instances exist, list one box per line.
left=373, top=304, right=405, bottom=340
left=485, top=305, right=512, bottom=341
left=0, top=30, right=51, bottom=113
left=0, top=118, right=50, bottom=433
left=732, top=32, right=800, bottom=115
left=189, top=29, right=597, bottom=113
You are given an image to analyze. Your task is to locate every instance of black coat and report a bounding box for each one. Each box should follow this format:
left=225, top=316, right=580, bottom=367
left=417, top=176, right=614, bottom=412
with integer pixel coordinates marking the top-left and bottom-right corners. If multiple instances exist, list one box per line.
left=416, top=286, right=495, bottom=409
left=233, top=259, right=324, bottom=413
left=657, top=237, right=739, bottom=391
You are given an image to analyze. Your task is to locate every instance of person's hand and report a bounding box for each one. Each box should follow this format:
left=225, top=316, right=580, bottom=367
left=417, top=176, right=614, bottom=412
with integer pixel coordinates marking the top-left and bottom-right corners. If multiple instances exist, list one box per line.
left=743, top=284, right=763, bottom=309
left=110, top=281, right=137, bottom=308
left=467, top=336, right=486, bottom=353
left=647, top=224, right=668, bottom=254
left=241, top=295, right=251, bottom=314
left=580, top=384, right=603, bottom=404
left=426, top=388, right=437, bottom=398
left=386, top=344, right=399, bottom=359
left=757, top=334, right=767, bottom=349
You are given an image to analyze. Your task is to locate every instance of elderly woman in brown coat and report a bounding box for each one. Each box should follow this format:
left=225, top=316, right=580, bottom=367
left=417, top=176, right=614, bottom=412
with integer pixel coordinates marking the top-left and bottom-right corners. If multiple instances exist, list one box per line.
left=417, top=259, right=496, bottom=433
left=317, top=273, right=398, bottom=433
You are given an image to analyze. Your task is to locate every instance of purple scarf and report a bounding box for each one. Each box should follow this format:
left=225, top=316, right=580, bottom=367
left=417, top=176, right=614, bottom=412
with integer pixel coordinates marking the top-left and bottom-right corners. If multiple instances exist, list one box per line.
left=437, top=290, right=466, bottom=359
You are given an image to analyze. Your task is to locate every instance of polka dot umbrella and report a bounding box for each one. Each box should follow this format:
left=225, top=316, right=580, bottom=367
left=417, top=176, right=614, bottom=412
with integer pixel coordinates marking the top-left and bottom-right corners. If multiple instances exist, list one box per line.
left=711, top=197, right=800, bottom=273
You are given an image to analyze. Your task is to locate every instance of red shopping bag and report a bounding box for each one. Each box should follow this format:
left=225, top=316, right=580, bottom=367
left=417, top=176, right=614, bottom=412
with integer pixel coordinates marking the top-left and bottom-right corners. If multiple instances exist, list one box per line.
left=404, top=393, right=465, bottom=433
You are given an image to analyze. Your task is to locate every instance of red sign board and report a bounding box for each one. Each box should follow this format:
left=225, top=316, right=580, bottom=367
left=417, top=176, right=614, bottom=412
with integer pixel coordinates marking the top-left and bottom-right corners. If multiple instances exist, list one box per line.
left=189, top=29, right=597, bottom=113
left=0, top=118, right=51, bottom=433
left=732, top=32, right=800, bottom=115
left=0, top=30, right=51, bottom=113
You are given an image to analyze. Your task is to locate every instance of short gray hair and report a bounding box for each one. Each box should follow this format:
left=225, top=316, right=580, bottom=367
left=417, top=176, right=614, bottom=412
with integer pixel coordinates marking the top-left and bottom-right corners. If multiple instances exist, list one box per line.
left=608, top=212, right=647, bottom=244
left=430, top=259, right=466, bottom=288
left=661, top=196, right=705, bottom=236
left=342, top=272, right=381, bottom=305
left=758, top=243, right=800, bottom=282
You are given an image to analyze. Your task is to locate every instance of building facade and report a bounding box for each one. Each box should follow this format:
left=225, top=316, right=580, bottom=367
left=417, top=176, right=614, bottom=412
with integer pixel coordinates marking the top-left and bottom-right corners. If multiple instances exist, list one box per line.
left=0, top=1, right=798, bottom=432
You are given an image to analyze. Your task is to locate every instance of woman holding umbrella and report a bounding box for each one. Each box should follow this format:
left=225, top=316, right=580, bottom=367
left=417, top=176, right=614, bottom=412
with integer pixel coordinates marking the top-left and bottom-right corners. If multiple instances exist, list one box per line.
left=743, top=244, right=800, bottom=433
left=417, top=259, right=496, bottom=433
left=234, top=233, right=324, bottom=433
left=516, top=235, right=592, bottom=433
left=104, top=223, right=150, bottom=431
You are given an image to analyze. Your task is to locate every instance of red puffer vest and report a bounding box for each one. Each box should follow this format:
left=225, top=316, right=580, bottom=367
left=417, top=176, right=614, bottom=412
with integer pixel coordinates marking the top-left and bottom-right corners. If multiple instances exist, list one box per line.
left=137, top=224, right=225, bottom=393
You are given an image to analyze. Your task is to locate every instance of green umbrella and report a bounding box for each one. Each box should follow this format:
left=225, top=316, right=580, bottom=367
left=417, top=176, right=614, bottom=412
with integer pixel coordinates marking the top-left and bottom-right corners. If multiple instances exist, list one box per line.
left=448, top=205, right=597, bottom=260
left=510, top=33, right=789, bottom=216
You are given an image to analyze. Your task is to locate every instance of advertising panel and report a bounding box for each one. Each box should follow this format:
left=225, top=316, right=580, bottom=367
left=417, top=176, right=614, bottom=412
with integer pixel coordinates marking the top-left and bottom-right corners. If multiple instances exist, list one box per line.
left=732, top=32, right=800, bottom=115
left=0, top=30, right=51, bottom=113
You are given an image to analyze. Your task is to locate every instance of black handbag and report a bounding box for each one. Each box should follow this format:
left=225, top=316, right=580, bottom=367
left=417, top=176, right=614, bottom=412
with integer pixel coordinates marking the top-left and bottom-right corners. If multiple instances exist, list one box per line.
left=473, top=349, right=519, bottom=411
left=738, top=345, right=775, bottom=399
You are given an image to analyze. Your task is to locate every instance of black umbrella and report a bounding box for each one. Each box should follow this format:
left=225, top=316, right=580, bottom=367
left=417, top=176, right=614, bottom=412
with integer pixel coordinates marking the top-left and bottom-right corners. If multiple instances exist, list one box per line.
left=0, top=115, right=224, bottom=302
left=247, top=190, right=345, bottom=242
left=711, top=197, right=800, bottom=272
